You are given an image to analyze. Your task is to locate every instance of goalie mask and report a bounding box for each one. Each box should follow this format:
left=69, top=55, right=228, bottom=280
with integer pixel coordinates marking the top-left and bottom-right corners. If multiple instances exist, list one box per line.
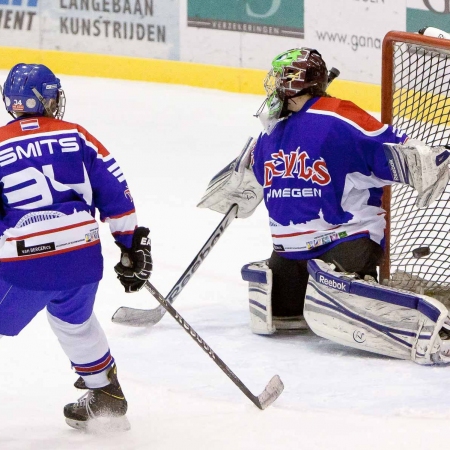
left=2, top=63, right=66, bottom=120
left=256, top=48, right=328, bottom=134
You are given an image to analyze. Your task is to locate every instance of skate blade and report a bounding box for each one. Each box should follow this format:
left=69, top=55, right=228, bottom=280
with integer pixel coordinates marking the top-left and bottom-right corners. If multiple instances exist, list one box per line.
left=65, top=415, right=131, bottom=433
left=273, top=317, right=309, bottom=331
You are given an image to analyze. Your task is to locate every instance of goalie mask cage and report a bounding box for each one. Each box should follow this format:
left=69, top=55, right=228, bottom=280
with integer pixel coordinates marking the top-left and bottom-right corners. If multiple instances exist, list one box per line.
left=380, top=31, right=450, bottom=300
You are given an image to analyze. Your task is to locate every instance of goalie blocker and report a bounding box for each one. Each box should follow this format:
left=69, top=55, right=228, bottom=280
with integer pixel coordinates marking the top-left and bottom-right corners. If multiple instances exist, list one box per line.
left=304, top=259, right=450, bottom=365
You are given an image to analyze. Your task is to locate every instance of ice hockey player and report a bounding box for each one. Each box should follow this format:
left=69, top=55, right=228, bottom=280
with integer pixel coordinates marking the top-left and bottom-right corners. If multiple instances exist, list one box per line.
left=197, top=47, right=450, bottom=353
left=0, top=63, right=152, bottom=430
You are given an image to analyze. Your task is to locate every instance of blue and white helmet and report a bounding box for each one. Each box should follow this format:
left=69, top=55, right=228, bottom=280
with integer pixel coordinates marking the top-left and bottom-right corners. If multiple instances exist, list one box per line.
left=2, top=63, right=66, bottom=119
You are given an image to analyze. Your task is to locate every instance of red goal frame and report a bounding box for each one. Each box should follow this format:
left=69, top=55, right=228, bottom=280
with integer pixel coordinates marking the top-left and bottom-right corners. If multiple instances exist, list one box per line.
left=380, top=30, right=450, bottom=283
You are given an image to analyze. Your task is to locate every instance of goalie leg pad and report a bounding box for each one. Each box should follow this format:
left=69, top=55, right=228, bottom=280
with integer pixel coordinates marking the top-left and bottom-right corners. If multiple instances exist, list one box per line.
left=304, top=259, right=449, bottom=365
left=241, top=261, right=275, bottom=335
left=241, top=261, right=309, bottom=334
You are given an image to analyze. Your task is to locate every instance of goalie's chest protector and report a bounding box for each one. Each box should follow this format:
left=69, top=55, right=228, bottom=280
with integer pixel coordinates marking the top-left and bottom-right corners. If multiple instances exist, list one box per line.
left=251, top=97, right=407, bottom=259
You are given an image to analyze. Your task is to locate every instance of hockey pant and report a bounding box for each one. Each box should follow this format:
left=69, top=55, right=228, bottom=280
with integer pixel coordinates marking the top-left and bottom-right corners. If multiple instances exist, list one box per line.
left=0, top=280, right=114, bottom=387
left=304, top=259, right=449, bottom=364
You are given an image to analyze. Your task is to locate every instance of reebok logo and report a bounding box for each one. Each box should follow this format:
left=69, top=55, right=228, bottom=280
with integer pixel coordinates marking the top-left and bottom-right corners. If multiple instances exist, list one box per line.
left=388, top=159, right=399, bottom=182
left=318, top=274, right=348, bottom=291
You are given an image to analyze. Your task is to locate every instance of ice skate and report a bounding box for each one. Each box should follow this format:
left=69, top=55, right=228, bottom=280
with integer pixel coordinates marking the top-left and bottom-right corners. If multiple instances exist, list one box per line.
left=273, top=315, right=309, bottom=332
left=74, top=376, right=87, bottom=389
left=64, top=364, right=130, bottom=432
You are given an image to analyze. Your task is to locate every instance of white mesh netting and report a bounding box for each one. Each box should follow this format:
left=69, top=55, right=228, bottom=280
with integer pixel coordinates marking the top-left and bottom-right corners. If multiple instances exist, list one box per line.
left=386, top=38, right=450, bottom=301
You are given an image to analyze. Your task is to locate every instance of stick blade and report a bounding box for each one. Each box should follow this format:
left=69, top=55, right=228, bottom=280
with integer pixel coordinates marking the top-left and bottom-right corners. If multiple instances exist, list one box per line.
left=111, top=306, right=165, bottom=327
left=256, top=375, right=284, bottom=410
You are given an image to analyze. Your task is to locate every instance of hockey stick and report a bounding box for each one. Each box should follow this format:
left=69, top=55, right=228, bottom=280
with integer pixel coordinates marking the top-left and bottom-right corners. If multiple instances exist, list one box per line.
left=111, top=204, right=239, bottom=326
left=144, top=280, right=284, bottom=409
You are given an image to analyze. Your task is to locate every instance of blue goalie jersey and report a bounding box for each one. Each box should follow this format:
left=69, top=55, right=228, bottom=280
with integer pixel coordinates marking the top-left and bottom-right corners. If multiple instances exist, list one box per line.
left=0, top=116, right=138, bottom=290
left=251, top=96, right=407, bottom=260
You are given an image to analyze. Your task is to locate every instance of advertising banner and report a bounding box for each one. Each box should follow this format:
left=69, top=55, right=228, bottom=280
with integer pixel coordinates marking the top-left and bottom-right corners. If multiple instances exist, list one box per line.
left=0, top=0, right=180, bottom=60
left=407, top=0, right=450, bottom=33
left=41, top=0, right=180, bottom=60
left=187, top=0, right=304, bottom=39
left=304, top=0, right=405, bottom=85
left=0, top=0, right=40, bottom=48
left=183, top=0, right=407, bottom=84
left=6, top=1, right=450, bottom=88
left=182, top=0, right=304, bottom=69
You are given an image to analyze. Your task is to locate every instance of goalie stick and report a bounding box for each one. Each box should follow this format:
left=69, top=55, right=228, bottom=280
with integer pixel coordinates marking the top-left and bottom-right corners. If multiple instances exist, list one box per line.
left=144, top=280, right=284, bottom=409
left=111, top=203, right=239, bottom=326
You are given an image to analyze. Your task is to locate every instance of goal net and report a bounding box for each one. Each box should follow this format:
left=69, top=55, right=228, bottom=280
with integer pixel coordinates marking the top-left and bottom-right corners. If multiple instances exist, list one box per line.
left=380, top=31, right=450, bottom=301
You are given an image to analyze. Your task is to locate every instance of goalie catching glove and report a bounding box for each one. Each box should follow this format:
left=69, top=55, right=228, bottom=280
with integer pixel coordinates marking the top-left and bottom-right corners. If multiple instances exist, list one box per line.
left=383, top=139, right=450, bottom=208
left=114, top=227, right=152, bottom=293
left=197, top=137, right=263, bottom=218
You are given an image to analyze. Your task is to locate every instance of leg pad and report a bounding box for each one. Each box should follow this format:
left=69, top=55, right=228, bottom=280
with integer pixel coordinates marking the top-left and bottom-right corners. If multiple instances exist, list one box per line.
left=241, top=261, right=275, bottom=335
left=305, top=259, right=449, bottom=365
left=242, top=261, right=309, bottom=334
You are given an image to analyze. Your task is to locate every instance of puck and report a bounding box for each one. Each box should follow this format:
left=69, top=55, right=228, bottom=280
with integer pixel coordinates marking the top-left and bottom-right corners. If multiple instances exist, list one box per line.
left=412, top=247, right=430, bottom=258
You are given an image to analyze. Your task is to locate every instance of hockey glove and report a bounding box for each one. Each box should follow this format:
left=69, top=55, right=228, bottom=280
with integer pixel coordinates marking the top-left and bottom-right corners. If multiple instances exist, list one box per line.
left=114, top=227, right=152, bottom=293
left=383, top=140, right=450, bottom=208
left=197, top=137, right=263, bottom=218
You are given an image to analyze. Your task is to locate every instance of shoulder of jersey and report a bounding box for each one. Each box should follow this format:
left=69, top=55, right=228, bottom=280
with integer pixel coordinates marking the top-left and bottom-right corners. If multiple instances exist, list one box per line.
left=0, top=116, right=83, bottom=138
left=308, top=97, right=387, bottom=135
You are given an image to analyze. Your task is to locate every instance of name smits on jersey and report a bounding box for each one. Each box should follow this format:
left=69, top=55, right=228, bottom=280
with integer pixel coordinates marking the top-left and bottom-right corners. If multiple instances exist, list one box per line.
left=264, top=147, right=331, bottom=201
left=0, top=136, right=79, bottom=166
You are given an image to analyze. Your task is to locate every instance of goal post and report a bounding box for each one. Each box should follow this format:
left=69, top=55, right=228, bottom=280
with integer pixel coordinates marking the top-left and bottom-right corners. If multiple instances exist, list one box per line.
left=380, top=30, right=450, bottom=299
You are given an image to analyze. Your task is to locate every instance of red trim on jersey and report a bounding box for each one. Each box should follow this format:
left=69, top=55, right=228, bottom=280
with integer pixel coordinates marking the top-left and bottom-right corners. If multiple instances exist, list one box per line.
left=352, top=230, right=370, bottom=236
left=5, top=219, right=97, bottom=242
left=272, top=225, right=341, bottom=238
left=107, top=209, right=136, bottom=220
left=310, top=98, right=386, bottom=133
left=112, top=230, right=135, bottom=236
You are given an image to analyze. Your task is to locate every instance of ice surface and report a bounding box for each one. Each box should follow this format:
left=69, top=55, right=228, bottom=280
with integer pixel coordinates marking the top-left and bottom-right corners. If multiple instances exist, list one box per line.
left=0, top=73, right=449, bottom=450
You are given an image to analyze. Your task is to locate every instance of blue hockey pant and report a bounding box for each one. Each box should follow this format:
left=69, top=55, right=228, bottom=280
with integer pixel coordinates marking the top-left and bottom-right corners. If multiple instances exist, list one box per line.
left=0, top=280, right=114, bottom=388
